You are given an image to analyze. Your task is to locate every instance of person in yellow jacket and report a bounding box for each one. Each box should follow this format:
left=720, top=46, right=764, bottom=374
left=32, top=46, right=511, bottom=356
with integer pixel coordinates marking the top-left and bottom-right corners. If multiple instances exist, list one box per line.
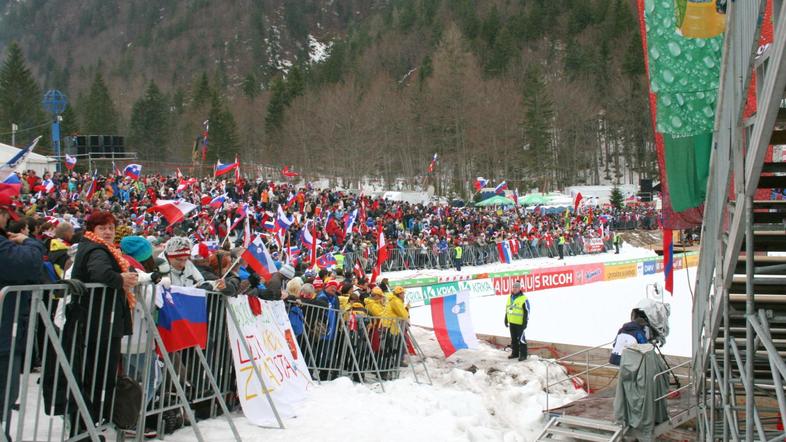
left=505, top=281, right=530, bottom=361
left=364, top=287, right=387, bottom=317
left=382, top=286, right=409, bottom=335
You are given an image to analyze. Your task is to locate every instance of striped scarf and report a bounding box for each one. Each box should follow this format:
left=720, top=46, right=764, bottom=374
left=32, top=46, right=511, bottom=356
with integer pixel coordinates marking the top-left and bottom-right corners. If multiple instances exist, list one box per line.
left=83, top=230, right=137, bottom=310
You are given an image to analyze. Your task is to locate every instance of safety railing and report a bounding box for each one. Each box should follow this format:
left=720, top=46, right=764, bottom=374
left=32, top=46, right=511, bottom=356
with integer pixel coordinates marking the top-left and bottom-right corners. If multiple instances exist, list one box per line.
left=292, top=299, right=431, bottom=392
left=653, top=359, right=693, bottom=426
left=345, top=238, right=613, bottom=273
left=542, top=340, right=615, bottom=412
left=0, top=282, right=243, bottom=442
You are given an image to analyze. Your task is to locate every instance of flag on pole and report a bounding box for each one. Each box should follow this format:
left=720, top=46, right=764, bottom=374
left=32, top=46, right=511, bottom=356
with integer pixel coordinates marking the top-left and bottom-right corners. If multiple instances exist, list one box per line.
left=353, top=257, right=365, bottom=281
left=281, top=165, right=299, bottom=178
left=201, top=120, right=209, bottom=161
left=430, top=291, right=479, bottom=357
left=664, top=229, right=674, bottom=294
left=150, top=199, right=197, bottom=225
left=573, top=192, right=583, bottom=214
left=242, top=235, right=277, bottom=282
left=276, top=205, right=294, bottom=231
left=496, top=241, right=513, bottom=264
left=474, top=177, right=488, bottom=191
left=0, top=174, right=22, bottom=197
left=84, top=170, right=99, bottom=200
left=208, top=194, right=227, bottom=208
left=427, top=153, right=438, bottom=173
left=494, top=181, right=508, bottom=195
left=214, top=160, right=239, bottom=177
left=64, top=154, right=77, bottom=170
left=157, top=285, right=208, bottom=353
left=124, top=164, right=142, bottom=180
left=317, top=253, right=337, bottom=269
left=0, top=136, right=41, bottom=182
left=371, top=227, right=388, bottom=283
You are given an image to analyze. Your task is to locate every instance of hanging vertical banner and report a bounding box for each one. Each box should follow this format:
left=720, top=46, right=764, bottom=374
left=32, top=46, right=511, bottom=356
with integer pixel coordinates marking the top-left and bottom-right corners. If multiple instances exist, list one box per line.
left=226, top=297, right=314, bottom=426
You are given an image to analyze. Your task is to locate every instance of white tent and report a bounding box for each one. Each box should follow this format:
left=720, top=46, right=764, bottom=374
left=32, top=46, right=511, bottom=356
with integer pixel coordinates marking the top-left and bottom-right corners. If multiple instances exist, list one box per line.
left=0, top=142, right=57, bottom=176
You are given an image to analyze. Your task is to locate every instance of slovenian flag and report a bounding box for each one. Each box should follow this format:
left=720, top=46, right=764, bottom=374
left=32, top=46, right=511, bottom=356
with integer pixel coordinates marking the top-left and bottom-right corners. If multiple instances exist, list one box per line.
left=430, top=291, right=479, bottom=357
left=664, top=228, right=674, bottom=294
left=214, top=160, right=239, bottom=177
left=263, top=219, right=276, bottom=232
left=344, top=208, right=358, bottom=233
left=64, top=154, right=77, bottom=170
left=497, top=241, right=513, bottom=264
left=474, top=177, right=488, bottom=191
left=276, top=205, right=294, bottom=231
left=427, top=153, right=438, bottom=173
left=494, top=181, right=508, bottom=195
left=317, top=253, right=337, bottom=269
left=242, top=235, right=277, bottom=282
left=84, top=170, right=99, bottom=200
left=124, top=163, right=142, bottom=180
left=157, top=285, right=208, bottom=353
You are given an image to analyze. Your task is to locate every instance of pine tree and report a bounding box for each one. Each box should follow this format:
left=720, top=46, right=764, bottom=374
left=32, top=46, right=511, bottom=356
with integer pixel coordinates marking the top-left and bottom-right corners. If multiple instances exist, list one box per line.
left=242, top=73, right=259, bottom=99
left=265, top=77, right=288, bottom=133
left=81, top=72, right=118, bottom=134
left=192, top=72, right=212, bottom=108
left=60, top=105, right=80, bottom=137
left=207, top=94, right=239, bottom=163
left=128, top=81, right=169, bottom=159
left=521, top=66, right=554, bottom=191
left=286, top=66, right=305, bottom=101
left=0, top=42, right=46, bottom=145
left=610, top=185, right=625, bottom=210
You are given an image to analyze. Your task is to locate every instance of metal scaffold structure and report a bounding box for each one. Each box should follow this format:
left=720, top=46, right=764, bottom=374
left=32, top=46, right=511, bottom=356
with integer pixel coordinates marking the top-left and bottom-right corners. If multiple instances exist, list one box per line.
left=693, top=0, right=786, bottom=440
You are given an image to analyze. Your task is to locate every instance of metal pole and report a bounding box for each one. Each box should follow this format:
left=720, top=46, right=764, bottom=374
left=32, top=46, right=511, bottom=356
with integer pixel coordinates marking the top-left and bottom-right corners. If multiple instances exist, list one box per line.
left=745, top=195, right=754, bottom=442
left=11, top=123, right=17, bottom=146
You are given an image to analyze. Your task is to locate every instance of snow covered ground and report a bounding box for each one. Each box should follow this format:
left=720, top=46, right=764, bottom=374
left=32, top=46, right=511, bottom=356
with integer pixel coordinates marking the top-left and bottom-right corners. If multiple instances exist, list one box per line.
left=405, top=248, right=695, bottom=358
left=169, top=328, right=585, bottom=442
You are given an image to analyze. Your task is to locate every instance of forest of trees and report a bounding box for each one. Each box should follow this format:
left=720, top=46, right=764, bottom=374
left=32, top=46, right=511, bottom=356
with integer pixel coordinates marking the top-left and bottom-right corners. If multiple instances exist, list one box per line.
left=0, top=0, right=655, bottom=197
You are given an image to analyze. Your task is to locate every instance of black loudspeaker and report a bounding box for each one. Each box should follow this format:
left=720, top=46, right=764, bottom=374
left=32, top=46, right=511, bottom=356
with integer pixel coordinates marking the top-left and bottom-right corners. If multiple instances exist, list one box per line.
left=75, top=136, right=88, bottom=155
left=640, top=178, right=653, bottom=193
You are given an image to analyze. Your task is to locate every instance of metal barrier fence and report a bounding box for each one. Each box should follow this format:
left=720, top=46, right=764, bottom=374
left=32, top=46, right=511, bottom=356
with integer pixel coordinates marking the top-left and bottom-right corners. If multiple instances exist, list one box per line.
left=345, top=238, right=614, bottom=273
left=0, top=282, right=243, bottom=442
left=0, top=282, right=432, bottom=441
left=292, top=300, right=431, bottom=392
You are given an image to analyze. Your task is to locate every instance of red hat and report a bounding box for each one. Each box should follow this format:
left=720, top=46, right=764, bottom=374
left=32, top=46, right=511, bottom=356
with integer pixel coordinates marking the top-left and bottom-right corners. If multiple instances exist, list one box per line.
left=0, top=194, right=20, bottom=221
left=326, top=280, right=340, bottom=290
left=313, top=279, right=324, bottom=290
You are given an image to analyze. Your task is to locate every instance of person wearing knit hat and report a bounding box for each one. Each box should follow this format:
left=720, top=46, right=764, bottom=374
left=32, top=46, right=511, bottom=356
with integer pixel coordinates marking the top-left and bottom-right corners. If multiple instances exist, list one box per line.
left=315, top=275, right=341, bottom=380
left=120, top=236, right=153, bottom=263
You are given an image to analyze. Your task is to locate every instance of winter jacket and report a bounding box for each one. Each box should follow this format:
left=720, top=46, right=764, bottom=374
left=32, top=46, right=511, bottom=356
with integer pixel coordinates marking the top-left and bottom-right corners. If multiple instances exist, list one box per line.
left=260, top=272, right=286, bottom=300
left=0, top=232, right=45, bottom=354
left=166, top=256, right=212, bottom=290
left=609, top=321, right=649, bottom=365
left=364, top=297, right=386, bottom=317
left=70, top=238, right=133, bottom=338
left=316, top=291, right=340, bottom=340
left=382, top=295, right=409, bottom=335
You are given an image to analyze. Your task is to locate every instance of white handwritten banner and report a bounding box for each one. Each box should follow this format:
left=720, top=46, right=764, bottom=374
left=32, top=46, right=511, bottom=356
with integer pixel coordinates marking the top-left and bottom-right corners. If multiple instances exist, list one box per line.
left=226, top=296, right=314, bottom=425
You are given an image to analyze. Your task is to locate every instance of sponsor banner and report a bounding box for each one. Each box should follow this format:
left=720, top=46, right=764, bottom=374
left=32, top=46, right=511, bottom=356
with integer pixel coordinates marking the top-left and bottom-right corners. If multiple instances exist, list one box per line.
left=226, top=297, right=314, bottom=426
left=583, top=237, right=605, bottom=254
left=605, top=263, right=639, bottom=281
left=685, top=253, right=699, bottom=267
left=406, top=278, right=496, bottom=306
left=393, top=277, right=439, bottom=288
left=494, top=268, right=577, bottom=296
left=572, top=263, right=605, bottom=285
left=642, top=260, right=658, bottom=275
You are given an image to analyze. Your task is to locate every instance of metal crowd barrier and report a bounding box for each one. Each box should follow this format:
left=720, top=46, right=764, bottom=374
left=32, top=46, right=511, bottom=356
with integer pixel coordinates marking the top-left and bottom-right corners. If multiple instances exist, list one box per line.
left=292, top=300, right=431, bottom=392
left=0, top=282, right=242, bottom=442
left=346, top=238, right=613, bottom=273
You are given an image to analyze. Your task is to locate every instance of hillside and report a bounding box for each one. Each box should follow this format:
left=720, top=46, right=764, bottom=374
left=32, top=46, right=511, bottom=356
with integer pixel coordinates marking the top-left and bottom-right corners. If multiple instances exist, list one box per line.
left=0, top=0, right=655, bottom=196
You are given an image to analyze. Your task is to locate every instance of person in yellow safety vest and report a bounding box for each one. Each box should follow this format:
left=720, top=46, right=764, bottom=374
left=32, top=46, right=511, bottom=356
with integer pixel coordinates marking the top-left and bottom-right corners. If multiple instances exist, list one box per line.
left=557, top=233, right=566, bottom=260
left=452, top=242, right=463, bottom=271
left=613, top=231, right=622, bottom=254
left=504, top=281, right=530, bottom=361
left=335, top=252, right=345, bottom=270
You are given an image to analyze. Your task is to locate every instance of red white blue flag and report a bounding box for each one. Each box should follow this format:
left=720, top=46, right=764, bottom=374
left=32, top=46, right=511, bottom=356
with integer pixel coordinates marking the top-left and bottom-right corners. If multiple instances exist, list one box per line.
left=430, top=291, right=478, bottom=357
left=64, top=154, right=77, bottom=170
left=497, top=241, right=513, bottom=264
left=664, top=229, right=674, bottom=294
left=157, top=285, right=208, bottom=353
left=124, top=163, right=142, bottom=180
left=214, top=160, right=239, bottom=177
left=427, top=153, right=438, bottom=173
left=494, top=181, right=508, bottom=195
left=242, top=235, right=277, bottom=282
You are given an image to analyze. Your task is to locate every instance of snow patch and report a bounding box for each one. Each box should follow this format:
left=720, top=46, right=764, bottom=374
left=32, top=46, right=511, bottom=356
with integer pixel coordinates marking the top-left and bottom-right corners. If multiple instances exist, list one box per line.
left=308, top=34, right=333, bottom=64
